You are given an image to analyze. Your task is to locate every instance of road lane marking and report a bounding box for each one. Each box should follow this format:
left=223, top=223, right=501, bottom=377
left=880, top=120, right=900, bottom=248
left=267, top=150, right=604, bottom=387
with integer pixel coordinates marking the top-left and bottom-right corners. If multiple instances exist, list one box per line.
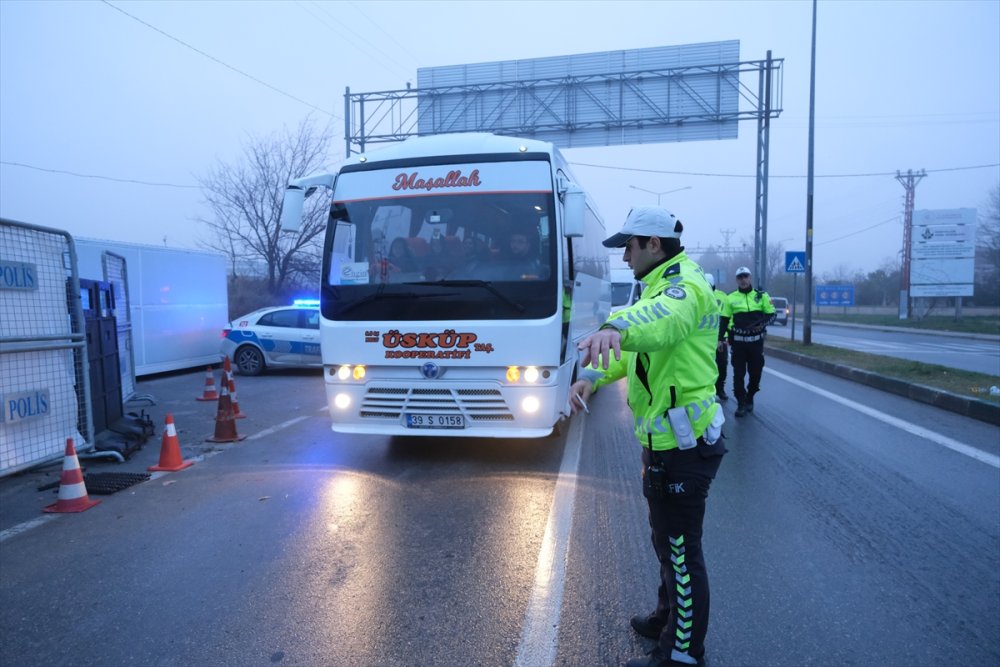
left=0, top=515, right=58, bottom=544
left=246, top=416, right=309, bottom=440
left=765, top=368, right=1000, bottom=468
left=1, top=414, right=316, bottom=544
left=515, top=413, right=585, bottom=667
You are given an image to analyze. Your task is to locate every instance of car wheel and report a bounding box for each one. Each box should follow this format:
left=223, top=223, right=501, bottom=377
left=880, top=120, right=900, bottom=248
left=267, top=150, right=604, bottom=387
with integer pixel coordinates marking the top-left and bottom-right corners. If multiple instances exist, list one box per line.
left=235, top=345, right=265, bottom=376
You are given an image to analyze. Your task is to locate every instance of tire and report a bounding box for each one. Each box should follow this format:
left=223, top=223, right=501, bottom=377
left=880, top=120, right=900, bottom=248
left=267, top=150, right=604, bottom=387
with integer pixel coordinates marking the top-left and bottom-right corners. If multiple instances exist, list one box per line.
left=235, top=345, right=265, bottom=376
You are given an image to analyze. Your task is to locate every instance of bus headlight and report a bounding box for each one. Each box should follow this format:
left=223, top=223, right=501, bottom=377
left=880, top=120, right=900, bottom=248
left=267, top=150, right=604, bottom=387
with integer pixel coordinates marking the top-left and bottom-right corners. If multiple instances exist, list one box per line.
left=334, top=393, right=351, bottom=410
left=522, top=396, right=540, bottom=413
left=524, top=366, right=539, bottom=383
left=336, top=365, right=365, bottom=380
left=506, top=366, right=521, bottom=383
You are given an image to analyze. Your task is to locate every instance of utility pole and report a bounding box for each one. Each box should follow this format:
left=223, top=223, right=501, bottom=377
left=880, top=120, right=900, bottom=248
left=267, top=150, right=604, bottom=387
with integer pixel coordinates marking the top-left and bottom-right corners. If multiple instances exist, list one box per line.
left=895, top=169, right=926, bottom=320
left=754, top=51, right=774, bottom=291
left=803, top=0, right=817, bottom=345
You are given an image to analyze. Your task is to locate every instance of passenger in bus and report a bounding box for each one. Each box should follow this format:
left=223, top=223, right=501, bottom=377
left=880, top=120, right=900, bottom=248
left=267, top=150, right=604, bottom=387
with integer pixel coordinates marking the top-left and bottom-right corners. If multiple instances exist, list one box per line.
left=499, top=225, right=545, bottom=279
left=387, top=237, right=417, bottom=274
left=461, top=234, right=490, bottom=264
left=422, top=233, right=452, bottom=281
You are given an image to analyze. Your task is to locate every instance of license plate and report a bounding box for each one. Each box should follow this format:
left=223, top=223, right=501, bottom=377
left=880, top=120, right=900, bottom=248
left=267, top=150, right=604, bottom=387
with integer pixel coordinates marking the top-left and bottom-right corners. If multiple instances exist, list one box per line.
left=405, top=414, right=465, bottom=429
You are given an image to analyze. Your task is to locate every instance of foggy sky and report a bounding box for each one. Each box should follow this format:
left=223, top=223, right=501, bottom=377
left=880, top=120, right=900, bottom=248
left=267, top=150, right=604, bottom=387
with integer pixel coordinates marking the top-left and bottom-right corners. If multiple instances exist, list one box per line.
left=1, top=0, right=998, bottom=279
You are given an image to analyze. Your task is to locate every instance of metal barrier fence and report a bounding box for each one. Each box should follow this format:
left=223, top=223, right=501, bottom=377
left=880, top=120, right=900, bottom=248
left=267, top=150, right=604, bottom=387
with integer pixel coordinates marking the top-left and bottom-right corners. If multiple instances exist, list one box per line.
left=102, top=251, right=137, bottom=401
left=0, top=218, right=93, bottom=477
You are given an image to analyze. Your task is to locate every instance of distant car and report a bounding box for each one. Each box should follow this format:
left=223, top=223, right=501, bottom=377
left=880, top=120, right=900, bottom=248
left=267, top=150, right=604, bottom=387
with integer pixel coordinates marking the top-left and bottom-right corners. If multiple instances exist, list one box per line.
left=220, top=303, right=321, bottom=375
left=611, top=280, right=641, bottom=312
left=771, top=297, right=789, bottom=326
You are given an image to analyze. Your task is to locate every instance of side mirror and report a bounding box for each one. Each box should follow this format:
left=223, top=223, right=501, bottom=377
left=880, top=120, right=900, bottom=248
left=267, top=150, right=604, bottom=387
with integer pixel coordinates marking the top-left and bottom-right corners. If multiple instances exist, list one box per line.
left=279, top=173, right=335, bottom=232
left=562, top=184, right=585, bottom=238
left=279, top=187, right=305, bottom=232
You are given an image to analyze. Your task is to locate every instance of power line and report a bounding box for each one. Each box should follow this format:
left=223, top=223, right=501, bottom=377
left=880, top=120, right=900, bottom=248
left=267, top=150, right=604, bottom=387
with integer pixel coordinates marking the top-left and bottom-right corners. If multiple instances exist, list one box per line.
left=815, top=215, right=900, bottom=246
left=100, top=1, right=338, bottom=119
left=4, top=155, right=994, bottom=196
left=346, top=0, right=422, bottom=62
left=296, top=1, right=413, bottom=81
left=0, top=160, right=200, bottom=189
left=569, top=161, right=1000, bottom=179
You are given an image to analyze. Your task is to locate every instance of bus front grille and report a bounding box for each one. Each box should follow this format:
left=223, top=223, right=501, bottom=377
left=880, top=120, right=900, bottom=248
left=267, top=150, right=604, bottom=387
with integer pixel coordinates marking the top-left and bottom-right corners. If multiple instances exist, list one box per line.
left=359, top=385, right=513, bottom=422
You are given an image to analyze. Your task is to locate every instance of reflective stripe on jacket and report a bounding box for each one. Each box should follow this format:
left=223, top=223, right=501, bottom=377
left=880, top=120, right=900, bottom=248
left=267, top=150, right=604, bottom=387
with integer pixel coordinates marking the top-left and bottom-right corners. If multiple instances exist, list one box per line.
left=580, top=252, right=721, bottom=451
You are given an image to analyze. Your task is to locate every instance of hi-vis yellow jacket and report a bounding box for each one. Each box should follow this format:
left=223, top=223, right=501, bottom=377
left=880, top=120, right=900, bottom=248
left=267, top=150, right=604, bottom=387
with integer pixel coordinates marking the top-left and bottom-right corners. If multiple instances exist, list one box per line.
left=581, top=252, right=722, bottom=451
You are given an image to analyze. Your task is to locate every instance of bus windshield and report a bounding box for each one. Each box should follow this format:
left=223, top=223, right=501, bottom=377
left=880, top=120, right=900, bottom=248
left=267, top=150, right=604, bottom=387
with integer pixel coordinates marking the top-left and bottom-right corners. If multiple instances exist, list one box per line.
left=321, top=189, right=557, bottom=321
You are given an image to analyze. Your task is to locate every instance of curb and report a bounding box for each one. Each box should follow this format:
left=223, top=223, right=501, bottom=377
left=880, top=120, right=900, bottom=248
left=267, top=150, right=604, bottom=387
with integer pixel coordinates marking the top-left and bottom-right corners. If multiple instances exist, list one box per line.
left=765, top=345, right=1000, bottom=426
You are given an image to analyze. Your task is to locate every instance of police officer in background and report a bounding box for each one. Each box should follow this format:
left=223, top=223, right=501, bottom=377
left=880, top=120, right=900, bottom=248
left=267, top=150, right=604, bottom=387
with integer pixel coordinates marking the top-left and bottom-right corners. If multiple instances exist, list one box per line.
left=705, top=273, right=728, bottom=401
left=570, top=206, right=725, bottom=667
left=722, top=266, right=775, bottom=417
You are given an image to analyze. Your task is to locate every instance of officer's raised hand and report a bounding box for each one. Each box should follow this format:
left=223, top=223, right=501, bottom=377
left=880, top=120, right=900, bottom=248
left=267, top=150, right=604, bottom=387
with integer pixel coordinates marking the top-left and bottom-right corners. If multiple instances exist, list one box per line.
left=578, top=327, right=622, bottom=370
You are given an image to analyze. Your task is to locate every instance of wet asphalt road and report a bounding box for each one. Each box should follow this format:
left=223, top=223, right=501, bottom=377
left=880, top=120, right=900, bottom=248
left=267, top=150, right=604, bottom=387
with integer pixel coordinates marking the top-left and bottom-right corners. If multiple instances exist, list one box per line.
left=0, top=358, right=997, bottom=666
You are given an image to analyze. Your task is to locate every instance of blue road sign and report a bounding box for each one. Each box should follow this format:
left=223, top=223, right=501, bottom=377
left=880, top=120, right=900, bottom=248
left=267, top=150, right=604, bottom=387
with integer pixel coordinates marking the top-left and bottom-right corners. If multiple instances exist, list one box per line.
left=815, top=284, right=855, bottom=306
left=785, top=251, right=806, bottom=273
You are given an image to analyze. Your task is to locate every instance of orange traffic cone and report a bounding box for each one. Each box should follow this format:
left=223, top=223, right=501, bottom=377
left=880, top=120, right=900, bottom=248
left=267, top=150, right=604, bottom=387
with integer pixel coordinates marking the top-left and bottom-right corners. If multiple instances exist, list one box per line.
left=44, top=438, right=101, bottom=513
left=149, top=413, right=194, bottom=472
left=206, top=381, right=246, bottom=443
left=223, top=355, right=234, bottom=384
left=196, top=366, right=219, bottom=401
left=228, top=378, right=246, bottom=419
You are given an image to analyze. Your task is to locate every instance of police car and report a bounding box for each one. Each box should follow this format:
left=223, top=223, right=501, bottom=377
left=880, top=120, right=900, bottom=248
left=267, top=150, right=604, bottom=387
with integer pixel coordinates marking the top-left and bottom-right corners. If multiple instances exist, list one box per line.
left=220, top=301, right=321, bottom=375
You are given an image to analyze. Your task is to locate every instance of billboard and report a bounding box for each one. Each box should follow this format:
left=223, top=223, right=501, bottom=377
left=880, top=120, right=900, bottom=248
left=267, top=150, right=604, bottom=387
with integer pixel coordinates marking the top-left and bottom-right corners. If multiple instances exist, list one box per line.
left=910, top=208, right=976, bottom=297
left=416, top=41, right=741, bottom=148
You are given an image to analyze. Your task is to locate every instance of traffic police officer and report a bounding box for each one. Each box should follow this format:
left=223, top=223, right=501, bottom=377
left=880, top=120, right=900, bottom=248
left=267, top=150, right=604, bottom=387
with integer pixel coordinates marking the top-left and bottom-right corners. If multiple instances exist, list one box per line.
left=722, top=266, right=776, bottom=417
left=570, top=206, right=726, bottom=667
left=705, top=273, right=728, bottom=401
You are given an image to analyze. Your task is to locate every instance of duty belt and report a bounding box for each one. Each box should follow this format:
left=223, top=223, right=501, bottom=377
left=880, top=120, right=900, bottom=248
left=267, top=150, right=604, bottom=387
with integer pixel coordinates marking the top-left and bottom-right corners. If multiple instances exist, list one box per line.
left=733, top=333, right=763, bottom=342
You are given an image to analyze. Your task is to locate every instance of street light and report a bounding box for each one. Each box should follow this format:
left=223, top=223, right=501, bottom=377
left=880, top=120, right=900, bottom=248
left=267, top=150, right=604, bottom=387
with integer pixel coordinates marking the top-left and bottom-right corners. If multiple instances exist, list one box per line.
left=628, top=185, right=693, bottom=205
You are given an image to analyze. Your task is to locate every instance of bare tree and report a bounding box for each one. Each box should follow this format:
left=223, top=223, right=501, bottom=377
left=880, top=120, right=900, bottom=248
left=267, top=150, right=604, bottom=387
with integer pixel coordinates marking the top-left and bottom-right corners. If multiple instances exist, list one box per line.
left=975, top=183, right=1000, bottom=306
left=198, top=117, right=333, bottom=294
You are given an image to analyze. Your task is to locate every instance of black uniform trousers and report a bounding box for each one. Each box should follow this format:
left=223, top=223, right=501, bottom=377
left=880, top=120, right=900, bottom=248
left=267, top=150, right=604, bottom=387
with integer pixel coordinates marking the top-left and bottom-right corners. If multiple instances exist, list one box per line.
left=730, top=339, right=765, bottom=403
left=714, top=343, right=728, bottom=396
left=641, top=439, right=725, bottom=662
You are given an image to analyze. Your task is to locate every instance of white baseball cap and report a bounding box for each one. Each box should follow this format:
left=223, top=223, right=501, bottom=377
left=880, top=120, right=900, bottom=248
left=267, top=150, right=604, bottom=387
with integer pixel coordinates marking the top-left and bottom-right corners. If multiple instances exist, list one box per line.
left=735, top=266, right=752, bottom=277
left=603, top=206, right=681, bottom=248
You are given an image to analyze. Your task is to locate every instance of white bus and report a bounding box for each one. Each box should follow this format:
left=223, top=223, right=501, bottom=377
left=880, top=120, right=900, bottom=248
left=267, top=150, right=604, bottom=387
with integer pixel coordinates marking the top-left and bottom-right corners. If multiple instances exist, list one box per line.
left=279, top=133, right=610, bottom=438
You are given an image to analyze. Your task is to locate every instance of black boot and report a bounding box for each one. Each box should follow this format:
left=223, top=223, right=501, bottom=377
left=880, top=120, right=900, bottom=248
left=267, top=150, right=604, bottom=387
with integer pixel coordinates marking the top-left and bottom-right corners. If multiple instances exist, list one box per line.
left=735, top=402, right=748, bottom=417
left=630, top=613, right=666, bottom=639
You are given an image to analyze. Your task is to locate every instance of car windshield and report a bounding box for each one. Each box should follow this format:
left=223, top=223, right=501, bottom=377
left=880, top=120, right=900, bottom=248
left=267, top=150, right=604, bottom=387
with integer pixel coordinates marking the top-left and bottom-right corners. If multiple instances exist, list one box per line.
left=611, top=282, right=634, bottom=307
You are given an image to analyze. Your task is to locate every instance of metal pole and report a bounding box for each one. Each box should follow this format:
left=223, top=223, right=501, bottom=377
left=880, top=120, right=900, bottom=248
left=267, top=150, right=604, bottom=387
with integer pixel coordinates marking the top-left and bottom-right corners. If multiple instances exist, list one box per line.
left=759, top=51, right=773, bottom=292
left=754, top=62, right=765, bottom=282
left=344, top=87, right=352, bottom=158
left=895, top=168, right=926, bottom=319
left=791, top=273, right=798, bottom=342
left=803, top=0, right=817, bottom=346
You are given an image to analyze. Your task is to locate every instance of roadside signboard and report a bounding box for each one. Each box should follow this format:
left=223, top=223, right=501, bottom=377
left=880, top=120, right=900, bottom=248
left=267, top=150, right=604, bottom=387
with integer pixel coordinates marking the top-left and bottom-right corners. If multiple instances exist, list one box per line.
left=815, top=284, right=854, bottom=306
left=910, top=208, right=976, bottom=297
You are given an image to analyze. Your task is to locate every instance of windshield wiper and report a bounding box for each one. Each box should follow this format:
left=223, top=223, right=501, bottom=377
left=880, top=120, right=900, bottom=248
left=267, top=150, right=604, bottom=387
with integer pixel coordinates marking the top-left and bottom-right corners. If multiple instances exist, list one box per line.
left=412, top=280, right=526, bottom=313
left=335, top=290, right=416, bottom=317
left=336, top=284, right=460, bottom=317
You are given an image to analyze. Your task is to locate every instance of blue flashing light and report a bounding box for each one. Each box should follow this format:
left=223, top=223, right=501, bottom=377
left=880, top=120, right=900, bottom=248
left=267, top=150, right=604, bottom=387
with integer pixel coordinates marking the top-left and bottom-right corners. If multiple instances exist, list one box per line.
left=293, top=298, right=320, bottom=307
